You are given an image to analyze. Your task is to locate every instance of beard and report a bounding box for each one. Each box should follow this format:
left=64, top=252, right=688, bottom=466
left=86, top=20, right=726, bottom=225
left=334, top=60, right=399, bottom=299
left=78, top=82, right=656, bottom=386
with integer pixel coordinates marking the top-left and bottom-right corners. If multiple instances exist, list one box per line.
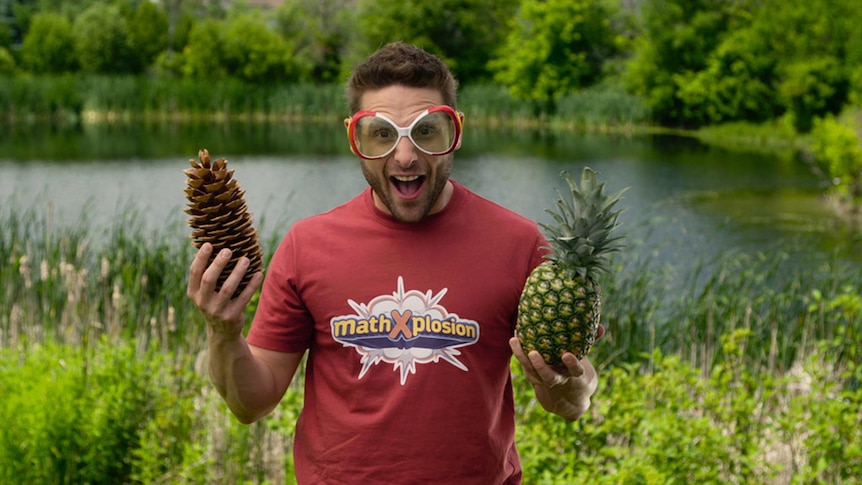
left=360, top=155, right=453, bottom=223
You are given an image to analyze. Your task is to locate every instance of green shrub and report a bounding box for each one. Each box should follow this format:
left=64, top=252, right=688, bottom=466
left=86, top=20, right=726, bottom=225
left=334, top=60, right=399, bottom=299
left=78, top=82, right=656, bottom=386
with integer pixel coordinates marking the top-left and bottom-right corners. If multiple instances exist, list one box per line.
left=131, top=356, right=298, bottom=484
left=72, top=4, right=139, bottom=74
left=514, top=344, right=773, bottom=484
left=0, top=337, right=299, bottom=484
left=810, top=113, right=862, bottom=219
left=21, top=12, right=78, bottom=74
left=1, top=203, right=861, bottom=483
left=514, top=327, right=862, bottom=484
left=0, top=47, right=16, bottom=74
left=779, top=58, right=849, bottom=134
left=0, top=339, right=159, bottom=483
left=775, top=334, right=862, bottom=483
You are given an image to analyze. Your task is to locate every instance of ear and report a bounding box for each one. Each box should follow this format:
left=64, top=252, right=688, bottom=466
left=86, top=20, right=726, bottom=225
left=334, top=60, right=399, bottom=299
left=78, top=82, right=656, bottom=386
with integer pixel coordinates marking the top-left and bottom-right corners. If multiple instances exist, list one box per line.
left=344, top=117, right=351, bottom=128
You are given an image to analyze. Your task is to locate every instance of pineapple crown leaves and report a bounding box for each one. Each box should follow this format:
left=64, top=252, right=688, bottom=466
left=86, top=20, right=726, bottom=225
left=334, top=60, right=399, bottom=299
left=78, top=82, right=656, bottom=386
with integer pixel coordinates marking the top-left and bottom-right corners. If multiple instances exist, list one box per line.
left=540, top=167, right=628, bottom=278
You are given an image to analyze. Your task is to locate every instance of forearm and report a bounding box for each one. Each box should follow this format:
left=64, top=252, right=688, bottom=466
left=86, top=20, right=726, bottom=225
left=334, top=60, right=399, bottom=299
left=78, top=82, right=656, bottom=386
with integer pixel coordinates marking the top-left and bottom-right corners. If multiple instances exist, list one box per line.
left=207, top=329, right=281, bottom=423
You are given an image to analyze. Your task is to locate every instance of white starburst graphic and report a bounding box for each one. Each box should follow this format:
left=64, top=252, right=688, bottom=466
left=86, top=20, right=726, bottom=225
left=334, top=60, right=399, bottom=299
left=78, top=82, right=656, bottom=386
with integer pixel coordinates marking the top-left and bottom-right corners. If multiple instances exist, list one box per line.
left=330, top=277, right=480, bottom=385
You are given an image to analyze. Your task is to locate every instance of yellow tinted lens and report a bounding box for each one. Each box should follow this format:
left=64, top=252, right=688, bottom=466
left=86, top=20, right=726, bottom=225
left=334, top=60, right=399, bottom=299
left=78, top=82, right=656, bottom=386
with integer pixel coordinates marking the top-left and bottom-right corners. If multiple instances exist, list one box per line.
left=410, top=111, right=455, bottom=154
left=354, top=116, right=398, bottom=158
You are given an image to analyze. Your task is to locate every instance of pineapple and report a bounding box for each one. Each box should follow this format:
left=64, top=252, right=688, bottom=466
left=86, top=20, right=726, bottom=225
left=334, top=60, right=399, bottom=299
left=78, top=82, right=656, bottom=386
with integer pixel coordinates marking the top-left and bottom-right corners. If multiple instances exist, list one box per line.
left=184, top=149, right=263, bottom=296
left=517, top=167, right=626, bottom=365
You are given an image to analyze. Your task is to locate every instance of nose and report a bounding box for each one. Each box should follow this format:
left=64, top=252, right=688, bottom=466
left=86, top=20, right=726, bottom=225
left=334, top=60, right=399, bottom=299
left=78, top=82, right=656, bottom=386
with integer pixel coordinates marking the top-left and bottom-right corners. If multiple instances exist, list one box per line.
left=392, top=135, right=418, bottom=168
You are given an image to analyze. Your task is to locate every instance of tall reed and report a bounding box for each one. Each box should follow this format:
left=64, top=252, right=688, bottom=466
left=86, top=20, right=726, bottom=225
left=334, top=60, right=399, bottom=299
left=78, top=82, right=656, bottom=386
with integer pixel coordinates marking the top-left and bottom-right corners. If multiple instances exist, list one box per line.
left=0, top=75, right=349, bottom=123
left=0, top=200, right=200, bottom=351
left=596, top=244, right=862, bottom=376
left=1, top=201, right=860, bottom=483
left=2, top=199, right=860, bottom=369
left=1, top=75, right=650, bottom=129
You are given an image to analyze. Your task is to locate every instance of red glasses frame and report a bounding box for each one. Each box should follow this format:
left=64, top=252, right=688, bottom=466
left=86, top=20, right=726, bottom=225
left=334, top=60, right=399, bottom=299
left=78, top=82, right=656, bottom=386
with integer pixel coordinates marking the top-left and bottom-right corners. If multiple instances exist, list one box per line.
left=346, top=105, right=464, bottom=160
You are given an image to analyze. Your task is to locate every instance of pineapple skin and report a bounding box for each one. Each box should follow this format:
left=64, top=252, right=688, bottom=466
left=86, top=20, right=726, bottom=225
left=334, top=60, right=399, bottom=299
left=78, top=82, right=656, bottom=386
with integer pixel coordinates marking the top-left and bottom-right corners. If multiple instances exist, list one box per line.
left=516, top=168, right=624, bottom=366
left=516, top=261, right=602, bottom=365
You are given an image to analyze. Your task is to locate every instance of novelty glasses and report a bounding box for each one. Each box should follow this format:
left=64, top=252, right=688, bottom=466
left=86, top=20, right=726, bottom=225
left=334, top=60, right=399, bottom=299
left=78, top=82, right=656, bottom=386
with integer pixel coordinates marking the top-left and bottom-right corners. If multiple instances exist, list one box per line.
left=346, top=105, right=464, bottom=160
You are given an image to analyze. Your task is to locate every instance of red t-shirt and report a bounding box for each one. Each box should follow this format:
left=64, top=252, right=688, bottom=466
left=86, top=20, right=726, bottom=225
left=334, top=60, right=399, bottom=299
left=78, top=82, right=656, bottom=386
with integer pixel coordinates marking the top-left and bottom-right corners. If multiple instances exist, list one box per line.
left=247, top=180, right=547, bottom=484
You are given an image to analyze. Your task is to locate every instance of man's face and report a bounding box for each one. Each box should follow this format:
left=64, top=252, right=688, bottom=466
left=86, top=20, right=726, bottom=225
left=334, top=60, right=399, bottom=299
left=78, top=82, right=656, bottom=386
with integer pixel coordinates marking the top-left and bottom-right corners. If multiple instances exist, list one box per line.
left=347, top=85, right=457, bottom=223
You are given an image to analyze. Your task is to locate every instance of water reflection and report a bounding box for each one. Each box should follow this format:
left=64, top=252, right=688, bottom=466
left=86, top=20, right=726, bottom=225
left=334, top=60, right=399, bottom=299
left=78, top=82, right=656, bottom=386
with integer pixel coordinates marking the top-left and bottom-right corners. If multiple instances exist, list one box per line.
left=1, top=122, right=859, bottom=270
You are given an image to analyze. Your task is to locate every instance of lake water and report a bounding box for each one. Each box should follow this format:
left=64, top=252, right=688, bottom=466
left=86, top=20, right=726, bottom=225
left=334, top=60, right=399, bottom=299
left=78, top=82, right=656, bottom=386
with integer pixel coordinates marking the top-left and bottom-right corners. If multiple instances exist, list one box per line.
left=2, top=122, right=860, bottom=273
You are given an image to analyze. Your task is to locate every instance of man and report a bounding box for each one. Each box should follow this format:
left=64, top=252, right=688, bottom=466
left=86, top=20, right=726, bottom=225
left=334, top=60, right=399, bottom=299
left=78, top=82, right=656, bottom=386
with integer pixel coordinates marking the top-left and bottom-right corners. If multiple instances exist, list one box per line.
left=187, top=41, right=601, bottom=484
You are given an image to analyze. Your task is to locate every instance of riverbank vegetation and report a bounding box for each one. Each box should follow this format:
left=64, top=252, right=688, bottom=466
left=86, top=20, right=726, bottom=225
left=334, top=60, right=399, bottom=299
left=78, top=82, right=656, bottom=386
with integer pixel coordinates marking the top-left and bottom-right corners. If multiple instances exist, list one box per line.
left=0, top=204, right=860, bottom=483
left=1, top=0, right=861, bottom=482
left=3, top=0, right=859, bottom=128
left=1, top=0, right=860, bottom=219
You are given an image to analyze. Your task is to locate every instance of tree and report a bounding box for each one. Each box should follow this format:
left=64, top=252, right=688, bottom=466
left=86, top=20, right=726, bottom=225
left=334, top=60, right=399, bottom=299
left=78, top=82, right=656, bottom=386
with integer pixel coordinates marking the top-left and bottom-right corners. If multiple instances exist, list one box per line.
left=675, top=27, right=781, bottom=125
left=182, top=11, right=300, bottom=83
left=624, top=0, right=742, bottom=126
left=275, top=0, right=353, bottom=83
left=0, top=46, right=13, bottom=73
left=0, top=7, right=11, bottom=49
left=490, top=0, right=620, bottom=113
left=72, top=4, right=138, bottom=74
left=21, top=11, right=76, bottom=73
left=755, top=0, right=855, bottom=132
left=221, top=12, right=299, bottom=83
left=780, top=57, right=849, bottom=133
left=2, top=0, right=35, bottom=45
left=126, top=0, right=168, bottom=71
left=626, top=0, right=860, bottom=129
left=811, top=115, right=862, bottom=219
left=352, top=0, right=518, bottom=85
left=181, top=17, right=227, bottom=79
left=154, top=0, right=195, bottom=77
left=162, top=0, right=204, bottom=54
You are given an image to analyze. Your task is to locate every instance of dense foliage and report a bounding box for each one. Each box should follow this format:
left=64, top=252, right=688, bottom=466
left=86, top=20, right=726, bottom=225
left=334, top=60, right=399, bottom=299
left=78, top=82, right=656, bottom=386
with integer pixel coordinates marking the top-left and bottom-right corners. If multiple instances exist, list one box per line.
left=2, top=0, right=861, bottom=211
left=0, top=0, right=860, bottom=127
left=0, top=203, right=860, bottom=483
left=810, top=114, right=862, bottom=220
left=1, top=3, right=861, bottom=480
left=490, top=0, right=621, bottom=114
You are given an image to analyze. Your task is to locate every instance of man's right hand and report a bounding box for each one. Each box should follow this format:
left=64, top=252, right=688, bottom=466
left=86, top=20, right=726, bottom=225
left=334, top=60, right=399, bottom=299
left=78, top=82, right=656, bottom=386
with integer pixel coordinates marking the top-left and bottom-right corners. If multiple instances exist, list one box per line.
left=186, top=242, right=264, bottom=337
left=186, top=242, right=295, bottom=423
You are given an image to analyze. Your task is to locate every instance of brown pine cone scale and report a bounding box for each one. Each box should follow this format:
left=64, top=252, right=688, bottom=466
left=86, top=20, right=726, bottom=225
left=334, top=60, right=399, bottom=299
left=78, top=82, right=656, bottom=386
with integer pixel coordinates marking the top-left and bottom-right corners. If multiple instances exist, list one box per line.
left=184, top=149, right=263, bottom=296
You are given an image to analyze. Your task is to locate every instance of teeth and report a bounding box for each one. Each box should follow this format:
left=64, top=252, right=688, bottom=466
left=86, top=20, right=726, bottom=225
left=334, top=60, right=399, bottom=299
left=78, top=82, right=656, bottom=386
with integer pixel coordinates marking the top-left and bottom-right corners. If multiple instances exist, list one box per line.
left=393, top=175, right=420, bottom=182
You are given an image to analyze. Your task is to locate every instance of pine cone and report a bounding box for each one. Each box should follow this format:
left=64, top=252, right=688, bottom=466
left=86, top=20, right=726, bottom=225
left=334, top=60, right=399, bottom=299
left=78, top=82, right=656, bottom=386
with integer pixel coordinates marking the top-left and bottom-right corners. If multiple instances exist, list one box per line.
left=184, top=149, right=263, bottom=296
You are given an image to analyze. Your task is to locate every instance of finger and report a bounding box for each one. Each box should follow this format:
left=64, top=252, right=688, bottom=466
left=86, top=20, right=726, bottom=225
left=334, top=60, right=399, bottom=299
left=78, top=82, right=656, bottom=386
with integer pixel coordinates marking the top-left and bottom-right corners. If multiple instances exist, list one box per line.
left=200, top=248, right=232, bottom=294
left=595, top=324, right=606, bottom=341
left=234, top=270, right=264, bottom=303
left=187, top=243, right=213, bottom=296
left=527, top=350, right=567, bottom=385
left=509, top=337, right=534, bottom=371
left=510, top=337, right=546, bottom=384
left=218, top=256, right=253, bottom=300
left=561, top=352, right=585, bottom=377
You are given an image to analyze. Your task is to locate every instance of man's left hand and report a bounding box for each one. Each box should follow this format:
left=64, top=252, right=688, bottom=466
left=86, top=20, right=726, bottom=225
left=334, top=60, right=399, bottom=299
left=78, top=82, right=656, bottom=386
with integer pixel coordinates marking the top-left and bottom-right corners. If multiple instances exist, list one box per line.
left=509, top=325, right=604, bottom=421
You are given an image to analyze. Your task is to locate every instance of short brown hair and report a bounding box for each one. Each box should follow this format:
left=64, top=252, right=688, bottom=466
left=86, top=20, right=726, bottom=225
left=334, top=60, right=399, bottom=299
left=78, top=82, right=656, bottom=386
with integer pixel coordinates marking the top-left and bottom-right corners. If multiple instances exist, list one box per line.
left=346, top=42, right=459, bottom=114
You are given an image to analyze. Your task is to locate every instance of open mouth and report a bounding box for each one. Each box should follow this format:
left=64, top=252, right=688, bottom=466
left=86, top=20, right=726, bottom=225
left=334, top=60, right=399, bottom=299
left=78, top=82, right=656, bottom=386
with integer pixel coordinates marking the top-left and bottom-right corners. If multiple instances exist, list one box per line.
left=391, top=175, right=426, bottom=198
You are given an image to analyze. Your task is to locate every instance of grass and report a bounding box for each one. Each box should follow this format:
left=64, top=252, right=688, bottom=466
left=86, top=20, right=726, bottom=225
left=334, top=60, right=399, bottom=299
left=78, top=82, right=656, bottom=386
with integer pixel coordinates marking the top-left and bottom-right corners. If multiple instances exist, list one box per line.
left=3, top=74, right=861, bottom=482
left=1, top=200, right=860, bottom=483
left=0, top=75, right=348, bottom=124
left=0, top=75, right=651, bottom=132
